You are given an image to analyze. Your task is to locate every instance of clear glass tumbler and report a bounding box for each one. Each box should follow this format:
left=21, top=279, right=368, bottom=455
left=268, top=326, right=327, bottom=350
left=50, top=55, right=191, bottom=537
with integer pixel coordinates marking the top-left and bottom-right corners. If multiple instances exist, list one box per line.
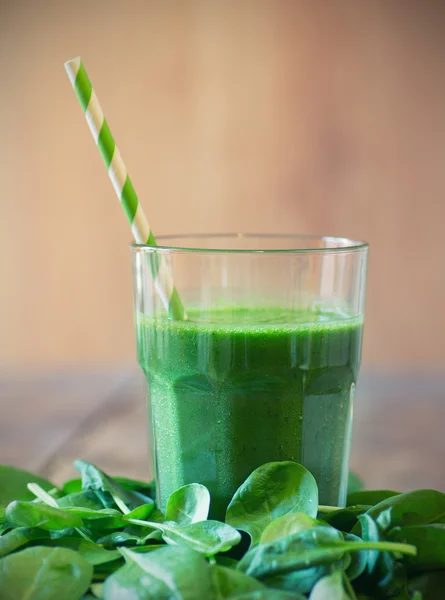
left=132, top=234, right=368, bottom=518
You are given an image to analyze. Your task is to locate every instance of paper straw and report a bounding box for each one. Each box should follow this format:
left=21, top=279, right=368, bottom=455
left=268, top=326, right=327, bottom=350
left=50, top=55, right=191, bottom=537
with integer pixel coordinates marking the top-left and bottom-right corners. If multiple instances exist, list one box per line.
left=64, top=57, right=186, bottom=320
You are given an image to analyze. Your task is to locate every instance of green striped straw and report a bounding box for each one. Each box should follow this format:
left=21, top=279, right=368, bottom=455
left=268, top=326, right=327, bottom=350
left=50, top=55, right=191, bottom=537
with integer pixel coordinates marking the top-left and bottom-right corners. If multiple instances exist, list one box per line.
left=64, top=56, right=186, bottom=320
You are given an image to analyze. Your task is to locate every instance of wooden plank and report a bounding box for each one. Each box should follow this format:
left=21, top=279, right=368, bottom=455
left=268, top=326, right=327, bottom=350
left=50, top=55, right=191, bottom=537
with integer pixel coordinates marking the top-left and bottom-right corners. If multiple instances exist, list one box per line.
left=351, top=373, right=445, bottom=491
left=43, top=371, right=151, bottom=485
left=0, top=369, right=132, bottom=473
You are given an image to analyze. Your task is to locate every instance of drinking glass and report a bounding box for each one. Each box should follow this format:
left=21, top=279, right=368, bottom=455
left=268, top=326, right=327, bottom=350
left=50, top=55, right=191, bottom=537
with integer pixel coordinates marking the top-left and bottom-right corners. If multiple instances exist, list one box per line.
left=132, top=234, right=368, bottom=518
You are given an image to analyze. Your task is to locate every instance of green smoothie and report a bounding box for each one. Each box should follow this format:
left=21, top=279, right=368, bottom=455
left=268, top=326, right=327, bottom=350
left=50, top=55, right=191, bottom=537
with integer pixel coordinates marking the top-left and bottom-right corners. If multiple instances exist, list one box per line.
left=137, top=307, right=363, bottom=519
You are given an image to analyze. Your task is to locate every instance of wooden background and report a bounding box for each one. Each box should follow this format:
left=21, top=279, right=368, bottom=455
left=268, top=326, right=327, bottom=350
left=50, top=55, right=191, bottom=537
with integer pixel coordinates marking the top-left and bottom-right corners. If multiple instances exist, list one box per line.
left=1, top=0, right=445, bottom=370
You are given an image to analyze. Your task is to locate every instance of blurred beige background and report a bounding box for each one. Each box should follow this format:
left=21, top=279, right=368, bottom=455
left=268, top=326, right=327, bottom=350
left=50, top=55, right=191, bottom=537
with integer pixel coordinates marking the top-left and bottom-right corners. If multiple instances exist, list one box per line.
left=1, top=0, right=444, bottom=370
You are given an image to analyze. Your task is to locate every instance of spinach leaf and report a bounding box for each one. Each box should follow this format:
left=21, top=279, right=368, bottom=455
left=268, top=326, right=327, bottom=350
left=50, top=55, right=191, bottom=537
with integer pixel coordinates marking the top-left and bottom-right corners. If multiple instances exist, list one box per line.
left=102, top=561, right=168, bottom=599
left=114, top=476, right=156, bottom=498
left=62, top=478, right=83, bottom=495
left=55, top=491, right=130, bottom=530
left=37, top=538, right=121, bottom=565
left=122, top=521, right=164, bottom=543
left=48, top=527, right=78, bottom=540
left=320, top=506, right=370, bottom=533
left=348, top=472, right=365, bottom=495
left=238, top=526, right=415, bottom=581
left=347, top=490, right=400, bottom=507
left=119, top=546, right=214, bottom=599
left=163, top=520, right=240, bottom=555
left=0, top=546, right=93, bottom=600
left=262, top=564, right=344, bottom=596
left=210, top=564, right=265, bottom=597
left=165, top=483, right=210, bottom=525
left=358, top=513, right=382, bottom=573
left=146, top=507, right=166, bottom=523
left=360, top=490, right=445, bottom=529
left=309, top=571, right=351, bottom=599
left=58, top=491, right=106, bottom=511
left=125, top=504, right=155, bottom=521
left=231, top=592, right=306, bottom=599
left=226, top=462, right=318, bottom=545
left=62, top=507, right=123, bottom=520
left=373, top=556, right=409, bottom=598
left=238, top=526, right=345, bottom=579
left=384, top=585, right=419, bottom=600
left=159, top=520, right=241, bottom=556
left=408, top=571, right=445, bottom=599
left=66, top=476, right=155, bottom=499
left=260, top=513, right=321, bottom=544
left=62, top=502, right=152, bottom=529
left=0, top=466, right=55, bottom=505
left=215, top=555, right=239, bottom=568
left=344, top=533, right=368, bottom=581
left=124, top=513, right=241, bottom=556
left=1, top=459, right=442, bottom=598
left=97, top=531, right=145, bottom=548
left=90, top=583, right=103, bottom=598
left=127, top=545, right=162, bottom=554
left=70, top=510, right=129, bottom=532
left=6, top=500, right=84, bottom=530
left=357, top=514, right=410, bottom=596
left=0, top=527, right=49, bottom=558
left=74, top=460, right=151, bottom=514
left=389, top=524, right=445, bottom=572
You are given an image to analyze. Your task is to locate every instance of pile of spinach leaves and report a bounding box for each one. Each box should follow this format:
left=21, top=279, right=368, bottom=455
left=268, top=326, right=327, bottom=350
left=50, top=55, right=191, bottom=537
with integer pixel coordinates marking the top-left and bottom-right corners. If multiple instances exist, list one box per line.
left=1, top=460, right=444, bottom=599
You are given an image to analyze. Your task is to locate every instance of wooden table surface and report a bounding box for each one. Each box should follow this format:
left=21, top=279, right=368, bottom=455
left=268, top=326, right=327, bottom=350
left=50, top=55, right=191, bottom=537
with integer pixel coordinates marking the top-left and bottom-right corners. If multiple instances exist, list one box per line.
left=1, top=369, right=444, bottom=492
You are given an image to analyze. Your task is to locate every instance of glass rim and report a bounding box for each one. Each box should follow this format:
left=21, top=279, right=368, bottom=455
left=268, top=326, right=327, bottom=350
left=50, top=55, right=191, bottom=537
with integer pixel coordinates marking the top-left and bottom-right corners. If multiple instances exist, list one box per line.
left=131, top=233, right=368, bottom=255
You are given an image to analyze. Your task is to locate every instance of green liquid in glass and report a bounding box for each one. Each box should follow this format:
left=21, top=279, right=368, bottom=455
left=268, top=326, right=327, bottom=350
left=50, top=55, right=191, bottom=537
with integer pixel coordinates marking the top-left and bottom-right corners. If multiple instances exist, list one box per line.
left=137, top=308, right=363, bottom=519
